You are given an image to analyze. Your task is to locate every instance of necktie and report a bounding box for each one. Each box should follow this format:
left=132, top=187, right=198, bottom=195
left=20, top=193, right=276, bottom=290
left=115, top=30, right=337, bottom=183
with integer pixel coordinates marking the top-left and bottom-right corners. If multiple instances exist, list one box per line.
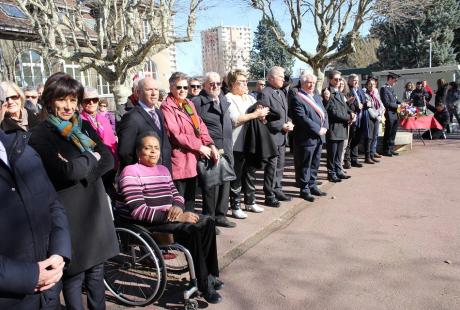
left=149, top=109, right=161, bottom=130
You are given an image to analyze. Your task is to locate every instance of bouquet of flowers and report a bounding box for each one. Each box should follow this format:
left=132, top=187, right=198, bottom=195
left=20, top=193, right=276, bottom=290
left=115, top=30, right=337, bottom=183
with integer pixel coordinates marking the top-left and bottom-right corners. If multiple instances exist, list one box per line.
left=398, top=105, right=423, bottom=119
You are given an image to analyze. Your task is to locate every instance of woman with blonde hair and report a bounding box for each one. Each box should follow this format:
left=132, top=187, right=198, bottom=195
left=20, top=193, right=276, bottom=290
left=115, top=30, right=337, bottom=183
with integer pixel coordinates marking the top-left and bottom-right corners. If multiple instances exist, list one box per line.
left=225, top=69, right=268, bottom=219
left=0, top=81, right=39, bottom=133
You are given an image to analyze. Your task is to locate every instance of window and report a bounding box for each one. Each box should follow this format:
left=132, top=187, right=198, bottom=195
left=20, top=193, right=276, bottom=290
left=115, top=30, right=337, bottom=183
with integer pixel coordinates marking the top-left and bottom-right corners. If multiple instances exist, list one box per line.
left=97, top=74, right=111, bottom=95
left=143, top=60, right=158, bottom=79
left=62, top=60, right=90, bottom=86
left=142, top=20, right=151, bottom=41
left=15, top=49, right=49, bottom=87
left=0, top=3, right=27, bottom=19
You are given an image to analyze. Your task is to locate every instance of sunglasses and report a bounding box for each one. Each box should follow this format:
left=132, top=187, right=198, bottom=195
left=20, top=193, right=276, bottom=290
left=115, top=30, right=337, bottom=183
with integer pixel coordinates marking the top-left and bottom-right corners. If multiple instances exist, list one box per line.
left=26, top=95, right=38, bottom=99
left=190, top=84, right=201, bottom=89
left=209, top=82, right=222, bottom=87
left=83, top=98, right=99, bottom=104
left=176, top=85, right=189, bottom=90
left=6, top=95, right=20, bottom=101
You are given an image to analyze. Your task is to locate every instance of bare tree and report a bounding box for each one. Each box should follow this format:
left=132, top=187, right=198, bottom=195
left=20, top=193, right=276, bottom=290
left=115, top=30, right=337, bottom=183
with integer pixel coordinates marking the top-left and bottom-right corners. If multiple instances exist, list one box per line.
left=249, top=0, right=432, bottom=89
left=16, top=0, right=204, bottom=106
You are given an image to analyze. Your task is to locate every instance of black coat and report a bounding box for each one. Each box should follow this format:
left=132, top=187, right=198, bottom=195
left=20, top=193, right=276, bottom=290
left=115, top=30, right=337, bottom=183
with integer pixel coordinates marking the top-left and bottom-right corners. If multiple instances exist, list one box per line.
left=0, top=130, right=71, bottom=309
left=427, top=103, right=450, bottom=129
left=0, top=107, right=40, bottom=133
left=326, top=89, right=352, bottom=141
left=29, top=120, right=118, bottom=276
left=117, top=105, right=172, bottom=171
left=192, top=92, right=234, bottom=164
left=291, top=91, right=329, bottom=145
left=257, top=84, right=291, bottom=146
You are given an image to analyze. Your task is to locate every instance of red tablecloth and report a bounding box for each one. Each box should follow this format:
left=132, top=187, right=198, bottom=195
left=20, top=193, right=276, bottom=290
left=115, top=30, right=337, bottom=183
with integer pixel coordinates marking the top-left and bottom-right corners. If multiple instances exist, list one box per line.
left=400, top=115, right=443, bottom=130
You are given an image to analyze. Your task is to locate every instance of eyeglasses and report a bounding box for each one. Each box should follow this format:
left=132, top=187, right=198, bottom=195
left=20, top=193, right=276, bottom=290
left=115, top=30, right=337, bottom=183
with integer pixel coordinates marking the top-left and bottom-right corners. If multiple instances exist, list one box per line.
left=190, top=84, right=201, bottom=89
left=176, top=85, right=189, bottom=90
left=209, top=82, right=222, bottom=87
left=26, top=95, right=38, bottom=99
left=83, top=98, right=99, bottom=104
left=5, top=95, right=20, bottom=101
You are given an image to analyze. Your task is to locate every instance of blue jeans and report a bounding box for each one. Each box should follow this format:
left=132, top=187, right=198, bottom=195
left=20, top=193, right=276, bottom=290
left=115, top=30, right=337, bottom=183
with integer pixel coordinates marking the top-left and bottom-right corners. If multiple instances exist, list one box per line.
left=370, top=122, right=380, bottom=156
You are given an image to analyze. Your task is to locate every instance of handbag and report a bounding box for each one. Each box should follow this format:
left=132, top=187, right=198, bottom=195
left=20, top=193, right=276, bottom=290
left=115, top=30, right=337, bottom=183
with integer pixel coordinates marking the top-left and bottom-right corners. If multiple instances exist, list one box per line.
left=197, top=155, right=236, bottom=189
left=368, top=107, right=378, bottom=120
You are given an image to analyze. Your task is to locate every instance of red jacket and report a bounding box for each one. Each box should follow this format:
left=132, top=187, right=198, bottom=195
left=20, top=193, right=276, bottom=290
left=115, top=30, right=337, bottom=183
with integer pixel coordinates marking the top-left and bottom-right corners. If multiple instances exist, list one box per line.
left=161, top=95, right=214, bottom=180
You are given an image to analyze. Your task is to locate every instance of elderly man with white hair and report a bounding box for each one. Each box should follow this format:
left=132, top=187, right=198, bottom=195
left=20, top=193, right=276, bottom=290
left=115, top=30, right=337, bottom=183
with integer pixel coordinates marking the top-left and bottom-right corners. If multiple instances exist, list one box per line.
left=192, top=72, right=236, bottom=229
left=257, top=66, right=294, bottom=208
left=291, top=73, right=328, bottom=201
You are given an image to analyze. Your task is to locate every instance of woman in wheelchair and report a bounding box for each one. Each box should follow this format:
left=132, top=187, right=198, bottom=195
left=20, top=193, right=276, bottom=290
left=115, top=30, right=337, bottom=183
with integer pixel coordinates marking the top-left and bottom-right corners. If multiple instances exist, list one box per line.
left=117, top=132, right=224, bottom=304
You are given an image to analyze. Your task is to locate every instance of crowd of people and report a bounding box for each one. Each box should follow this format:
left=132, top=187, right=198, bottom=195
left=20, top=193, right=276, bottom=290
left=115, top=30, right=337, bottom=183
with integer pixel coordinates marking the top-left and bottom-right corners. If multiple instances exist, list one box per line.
left=0, top=66, right=457, bottom=309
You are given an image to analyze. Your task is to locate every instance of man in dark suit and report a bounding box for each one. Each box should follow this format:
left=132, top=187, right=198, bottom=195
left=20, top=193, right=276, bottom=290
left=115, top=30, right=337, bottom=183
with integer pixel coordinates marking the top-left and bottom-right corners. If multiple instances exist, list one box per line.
left=192, top=72, right=236, bottom=228
left=0, top=129, right=71, bottom=309
left=258, top=66, right=294, bottom=207
left=380, top=72, right=402, bottom=156
left=291, top=73, right=328, bottom=202
left=326, top=70, right=354, bottom=183
left=118, top=77, right=172, bottom=171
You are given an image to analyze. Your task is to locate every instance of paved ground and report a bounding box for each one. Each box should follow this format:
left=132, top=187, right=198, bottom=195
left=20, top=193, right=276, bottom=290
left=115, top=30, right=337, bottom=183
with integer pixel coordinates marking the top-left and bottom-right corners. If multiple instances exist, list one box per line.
left=106, top=136, right=460, bottom=309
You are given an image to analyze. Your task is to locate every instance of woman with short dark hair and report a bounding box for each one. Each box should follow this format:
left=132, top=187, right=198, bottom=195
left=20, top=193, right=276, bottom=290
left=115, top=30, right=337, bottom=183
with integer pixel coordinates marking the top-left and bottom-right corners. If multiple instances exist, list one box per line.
left=161, top=72, right=217, bottom=212
left=28, top=72, right=118, bottom=309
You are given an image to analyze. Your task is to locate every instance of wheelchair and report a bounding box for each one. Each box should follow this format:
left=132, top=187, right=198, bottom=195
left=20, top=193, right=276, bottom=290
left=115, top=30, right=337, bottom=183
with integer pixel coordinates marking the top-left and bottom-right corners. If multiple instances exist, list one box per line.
left=104, top=213, right=200, bottom=310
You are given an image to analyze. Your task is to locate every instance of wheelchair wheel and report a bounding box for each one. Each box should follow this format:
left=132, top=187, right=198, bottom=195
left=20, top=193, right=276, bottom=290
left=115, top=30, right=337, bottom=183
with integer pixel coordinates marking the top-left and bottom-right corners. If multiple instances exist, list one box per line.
left=161, top=245, right=189, bottom=273
left=104, top=226, right=167, bottom=306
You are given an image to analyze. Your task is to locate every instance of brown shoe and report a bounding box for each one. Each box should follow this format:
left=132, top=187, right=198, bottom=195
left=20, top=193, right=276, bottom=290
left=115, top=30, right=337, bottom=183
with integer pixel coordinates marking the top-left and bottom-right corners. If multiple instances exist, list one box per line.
left=364, top=158, right=375, bottom=164
left=371, top=157, right=380, bottom=163
left=374, top=153, right=382, bottom=158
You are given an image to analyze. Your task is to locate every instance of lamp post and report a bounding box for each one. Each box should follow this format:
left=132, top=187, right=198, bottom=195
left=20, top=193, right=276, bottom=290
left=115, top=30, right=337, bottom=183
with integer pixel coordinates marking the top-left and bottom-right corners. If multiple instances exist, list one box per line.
left=426, top=38, right=432, bottom=68
left=258, top=60, right=266, bottom=80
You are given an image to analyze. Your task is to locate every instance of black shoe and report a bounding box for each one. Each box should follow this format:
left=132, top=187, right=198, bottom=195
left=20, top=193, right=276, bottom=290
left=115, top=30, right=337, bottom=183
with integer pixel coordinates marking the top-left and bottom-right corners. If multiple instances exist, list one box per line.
left=215, top=217, right=236, bottom=228
left=264, top=197, right=280, bottom=208
left=214, top=278, right=224, bottom=291
left=383, top=152, right=393, bottom=157
left=310, top=187, right=327, bottom=196
left=343, top=161, right=351, bottom=169
left=337, top=173, right=351, bottom=179
left=391, top=151, right=399, bottom=156
left=203, top=289, right=223, bottom=304
left=328, top=175, right=342, bottom=183
left=351, top=161, right=363, bottom=168
left=300, top=192, right=315, bottom=202
left=275, top=191, right=292, bottom=201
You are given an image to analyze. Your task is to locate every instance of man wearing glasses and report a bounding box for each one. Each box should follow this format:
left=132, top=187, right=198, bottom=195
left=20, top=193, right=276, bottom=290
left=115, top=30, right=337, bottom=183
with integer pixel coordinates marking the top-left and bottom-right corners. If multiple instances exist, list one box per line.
left=250, top=80, right=266, bottom=98
left=187, top=77, right=202, bottom=99
left=258, top=66, right=294, bottom=207
left=192, top=72, right=236, bottom=229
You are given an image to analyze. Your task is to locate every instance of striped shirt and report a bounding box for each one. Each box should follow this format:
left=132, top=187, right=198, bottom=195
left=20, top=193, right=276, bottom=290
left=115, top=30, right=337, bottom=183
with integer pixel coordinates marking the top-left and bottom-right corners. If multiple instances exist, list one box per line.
left=118, top=163, right=184, bottom=223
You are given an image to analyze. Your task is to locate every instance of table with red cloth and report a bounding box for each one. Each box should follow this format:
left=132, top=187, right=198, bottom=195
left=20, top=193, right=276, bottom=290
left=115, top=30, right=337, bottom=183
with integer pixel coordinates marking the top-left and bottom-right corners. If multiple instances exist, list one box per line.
left=400, top=115, right=443, bottom=130
left=400, top=115, right=443, bottom=143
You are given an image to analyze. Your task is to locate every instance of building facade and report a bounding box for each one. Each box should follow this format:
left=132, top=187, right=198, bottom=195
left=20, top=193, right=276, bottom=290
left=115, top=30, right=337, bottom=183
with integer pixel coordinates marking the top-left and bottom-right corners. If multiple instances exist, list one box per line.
left=0, top=0, right=176, bottom=102
left=201, top=25, right=252, bottom=77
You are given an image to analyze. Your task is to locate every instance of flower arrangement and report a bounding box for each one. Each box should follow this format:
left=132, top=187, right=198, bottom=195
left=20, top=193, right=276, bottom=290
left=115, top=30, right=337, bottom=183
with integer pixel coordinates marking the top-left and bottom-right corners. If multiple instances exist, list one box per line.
left=398, top=105, right=423, bottom=119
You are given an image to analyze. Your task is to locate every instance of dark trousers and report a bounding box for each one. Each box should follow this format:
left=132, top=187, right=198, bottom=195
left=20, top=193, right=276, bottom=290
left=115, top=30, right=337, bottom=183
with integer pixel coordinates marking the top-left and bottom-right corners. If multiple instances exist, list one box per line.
left=149, top=216, right=219, bottom=292
left=295, top=140, right=322, bottom=193
left=346, top=123, right=362, bottom=162
left=263, top=145, right=286, bottom=198
left=383, top=115, right=399, bottom=152
left=202, top=181, right=230, bottom=221
left=174, top=177, right=197, bottom=212
left=326, top=139, right=344, bottom=176
left=230, top=151, right=257, bottom=209
left=370, top=121, right=380, bottom=156
left=62, top=263, right=106, bottom=310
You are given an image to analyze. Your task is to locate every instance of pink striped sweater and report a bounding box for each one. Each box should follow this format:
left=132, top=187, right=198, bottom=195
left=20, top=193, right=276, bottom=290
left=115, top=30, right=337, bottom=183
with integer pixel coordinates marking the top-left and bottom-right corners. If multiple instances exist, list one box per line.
left=118, top=163, right=185, bottom=223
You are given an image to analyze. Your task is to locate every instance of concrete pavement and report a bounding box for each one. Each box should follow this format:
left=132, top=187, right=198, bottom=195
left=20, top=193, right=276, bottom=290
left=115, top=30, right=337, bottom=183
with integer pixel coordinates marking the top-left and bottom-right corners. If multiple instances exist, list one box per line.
left=107, top=137, right=460, bottom=309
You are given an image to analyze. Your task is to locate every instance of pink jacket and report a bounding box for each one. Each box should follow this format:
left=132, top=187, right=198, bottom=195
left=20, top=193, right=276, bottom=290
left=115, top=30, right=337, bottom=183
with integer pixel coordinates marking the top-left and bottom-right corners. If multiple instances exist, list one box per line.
left=80, top=111, right=118, bottom=167
left=161, top=95, right=213, bottom=180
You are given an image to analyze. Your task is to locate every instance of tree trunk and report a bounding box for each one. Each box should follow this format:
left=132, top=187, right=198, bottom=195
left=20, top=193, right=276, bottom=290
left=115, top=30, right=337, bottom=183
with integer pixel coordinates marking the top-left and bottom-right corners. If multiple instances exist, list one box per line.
left=110, top=80, right=131, bottom=121
left=312, top=65, right=326, bottom=92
